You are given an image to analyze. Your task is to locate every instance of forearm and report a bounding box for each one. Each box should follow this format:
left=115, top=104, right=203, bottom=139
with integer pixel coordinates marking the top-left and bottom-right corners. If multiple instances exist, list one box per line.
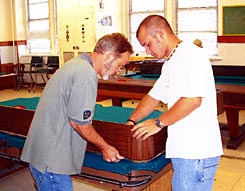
left=131, top=97, right=202, bottom=140
left=129, top=95, right=160, bottom=122
left=69, top=120, right=124, bottom=162
left=70, top=121, right=109, bottom=151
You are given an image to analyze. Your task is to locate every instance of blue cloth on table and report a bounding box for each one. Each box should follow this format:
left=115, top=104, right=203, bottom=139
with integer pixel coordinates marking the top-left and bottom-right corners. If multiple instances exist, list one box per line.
left=84, top=151, right=170, bottom=175
left=0, top=132, right=25, bottom=149
left=0, top=133, right=170, bottom=174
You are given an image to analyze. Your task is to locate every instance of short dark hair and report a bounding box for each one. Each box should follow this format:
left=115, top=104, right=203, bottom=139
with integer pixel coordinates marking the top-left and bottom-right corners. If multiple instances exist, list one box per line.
left=94, top=33, right=133, bottom=55
left=136, top=15, right=173, bottom=38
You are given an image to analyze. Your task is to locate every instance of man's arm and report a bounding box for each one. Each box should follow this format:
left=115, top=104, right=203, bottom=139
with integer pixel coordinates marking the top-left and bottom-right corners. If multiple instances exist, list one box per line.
left=159, top=97, right=202, bottom=126
left=131, top=97, right=202, bottom=140
left=126, top=94, right=160, bottom=125
left=69, top=120, right=124, bottom=162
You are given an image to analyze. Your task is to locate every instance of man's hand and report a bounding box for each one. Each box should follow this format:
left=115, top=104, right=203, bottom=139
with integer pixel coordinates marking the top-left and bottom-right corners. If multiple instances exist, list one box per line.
left=131, top=119, right=162, bottom=140
left=101, top=145, right=124, bottom=163
left=69, top=120, right=124, bottom=163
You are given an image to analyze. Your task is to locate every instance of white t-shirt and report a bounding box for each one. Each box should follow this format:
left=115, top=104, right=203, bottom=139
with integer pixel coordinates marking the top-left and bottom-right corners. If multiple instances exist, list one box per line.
left=149, top=41, right=223, bottom=159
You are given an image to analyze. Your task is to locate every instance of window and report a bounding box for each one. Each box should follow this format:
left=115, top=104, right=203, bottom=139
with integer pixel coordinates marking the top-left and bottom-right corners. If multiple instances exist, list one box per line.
left=177, top=0, right=218, bottom=56
left=27, top=0, right=57, bottom=54
left=128, top=0, right=218, bottom=56
left=129, top=0, right=165, bottom=54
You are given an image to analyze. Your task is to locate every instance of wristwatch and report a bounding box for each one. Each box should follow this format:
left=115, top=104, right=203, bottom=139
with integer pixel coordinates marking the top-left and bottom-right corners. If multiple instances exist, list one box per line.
left=155, top=119, right=167, bottom=129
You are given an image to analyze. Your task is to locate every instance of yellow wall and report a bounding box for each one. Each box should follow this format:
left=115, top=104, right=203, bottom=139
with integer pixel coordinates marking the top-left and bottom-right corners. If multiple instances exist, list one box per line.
left=13, top=0, right=27, bottom=40
left=0, top=0, right=26, bottom=41
left=0, top=0, right=13, bottom=41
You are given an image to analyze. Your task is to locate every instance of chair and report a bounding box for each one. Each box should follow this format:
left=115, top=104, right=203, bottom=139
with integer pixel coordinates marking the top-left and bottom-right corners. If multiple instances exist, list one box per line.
left=28, top=56, right=45, bottom=92
left=16, top=63, right=31, bottom=91
left=46, top=56, right=59, bottom=79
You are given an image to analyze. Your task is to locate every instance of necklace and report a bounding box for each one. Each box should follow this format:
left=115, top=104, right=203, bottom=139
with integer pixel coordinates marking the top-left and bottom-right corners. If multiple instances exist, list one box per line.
left=166, top=40, right=182, bottom=61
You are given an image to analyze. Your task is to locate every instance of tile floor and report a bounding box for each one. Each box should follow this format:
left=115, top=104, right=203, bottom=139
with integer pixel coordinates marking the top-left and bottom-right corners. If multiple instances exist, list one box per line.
left=0, top=88, right=245, bottom=191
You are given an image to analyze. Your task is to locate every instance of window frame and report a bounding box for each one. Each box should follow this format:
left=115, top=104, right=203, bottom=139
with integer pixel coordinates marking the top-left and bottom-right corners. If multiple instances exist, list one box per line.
left=26, top=0, right=58, bottom=55
left=128, top=0, right=218, bottom=56
left=128, top=0, right=165, bottom=55
left=176, top=0, right=218, bottom=56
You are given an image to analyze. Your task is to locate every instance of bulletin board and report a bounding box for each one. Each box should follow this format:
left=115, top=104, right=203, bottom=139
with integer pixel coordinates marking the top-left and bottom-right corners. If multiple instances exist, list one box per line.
left=223, top=6, right=245, bottom=35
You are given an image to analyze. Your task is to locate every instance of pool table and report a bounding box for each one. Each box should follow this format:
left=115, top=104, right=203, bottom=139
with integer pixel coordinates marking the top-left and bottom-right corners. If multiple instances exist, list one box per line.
left=97, top=73, right=223, bottom=115
left=212, top=65, right=245, bottom=149
left=215, top=83, right=245, bottom=149
left=0, top=98, right=171, bottom=190
left=97, top=74, right=156, bottom=106
left=0, top=98, right=167, bottom=162
left=97, top=70, right=245, bottom=150
left=125, top=59, right=165, bottom=75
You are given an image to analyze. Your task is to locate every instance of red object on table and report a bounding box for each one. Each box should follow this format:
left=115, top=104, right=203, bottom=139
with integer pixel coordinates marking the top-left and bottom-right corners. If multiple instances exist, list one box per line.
left=12, top=105, right=26, bottom=110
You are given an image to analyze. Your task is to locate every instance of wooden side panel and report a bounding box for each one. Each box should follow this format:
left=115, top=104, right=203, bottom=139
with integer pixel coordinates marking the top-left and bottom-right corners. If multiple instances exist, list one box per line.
left=0, top=106, right=34, bottom=136
left=88, top=120, right=167, bottom=162
left=0, top=106, right=167, bottom=161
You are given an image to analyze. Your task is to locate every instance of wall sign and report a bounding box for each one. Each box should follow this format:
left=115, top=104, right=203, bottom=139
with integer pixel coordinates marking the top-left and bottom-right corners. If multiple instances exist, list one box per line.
left=223, top=6, right=245, bottom=35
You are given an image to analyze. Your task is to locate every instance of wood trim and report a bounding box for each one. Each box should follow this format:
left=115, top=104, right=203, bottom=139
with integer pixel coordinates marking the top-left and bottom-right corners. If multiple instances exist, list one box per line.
left=0, top=41, right=13, bottom=46
left=0, top=74, right=17, bottom=90
left=97, top=89, right=146, bottom=100
left=14, top=40, right=27, bottom=45
left=1, top=63, right=15, bottom=73
left=217, top=36, right=245, bottom=43
left=0, top=40, right=27, bottom=46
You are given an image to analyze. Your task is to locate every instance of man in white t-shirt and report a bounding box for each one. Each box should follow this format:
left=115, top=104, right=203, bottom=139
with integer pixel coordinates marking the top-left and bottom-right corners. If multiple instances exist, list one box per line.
left=127, top=15, right=223, bottom=191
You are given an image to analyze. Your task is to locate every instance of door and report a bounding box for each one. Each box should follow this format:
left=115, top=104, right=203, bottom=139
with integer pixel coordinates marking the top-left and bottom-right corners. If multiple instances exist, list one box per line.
left=58, top=9, right=96, bottom=66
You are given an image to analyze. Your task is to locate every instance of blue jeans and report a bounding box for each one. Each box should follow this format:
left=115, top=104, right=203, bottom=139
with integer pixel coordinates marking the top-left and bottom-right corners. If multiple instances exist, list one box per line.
left=171, top=156, right=220, bottom=191
left=29, top=164, right=72, bottom=191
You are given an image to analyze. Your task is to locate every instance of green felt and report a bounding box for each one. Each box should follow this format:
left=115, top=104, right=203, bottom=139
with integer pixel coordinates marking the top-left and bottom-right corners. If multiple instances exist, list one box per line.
left=0, top=98, right=162, bottom=123
left=0, top=97, right=39, bottom=110
left=94, top=104, right=161, bottom=123
left=214, top=76, right=245, bottom=86
left=124, top=72, right=159, bottom=80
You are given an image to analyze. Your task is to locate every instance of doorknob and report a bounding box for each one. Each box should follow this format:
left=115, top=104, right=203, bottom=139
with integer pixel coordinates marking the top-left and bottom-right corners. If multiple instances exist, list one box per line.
left=73, top=46, right=80, bottom=50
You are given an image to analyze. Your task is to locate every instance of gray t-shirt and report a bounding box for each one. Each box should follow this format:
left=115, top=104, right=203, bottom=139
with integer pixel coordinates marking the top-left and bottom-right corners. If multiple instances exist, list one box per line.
left=21, top=54, right=98, bottom=175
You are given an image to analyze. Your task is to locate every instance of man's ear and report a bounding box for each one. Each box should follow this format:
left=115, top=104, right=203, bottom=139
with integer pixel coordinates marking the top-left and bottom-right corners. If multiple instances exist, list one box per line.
left=155, top=31, right=164, bottom=42
left=103, top=50, right=115, bottom=63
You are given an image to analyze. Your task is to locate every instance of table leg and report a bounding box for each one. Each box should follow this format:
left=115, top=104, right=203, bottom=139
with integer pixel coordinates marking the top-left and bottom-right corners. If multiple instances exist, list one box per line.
left=225, top=108, right=245, bottom=149
left=111, top=98, right=123, bottom=107
left=13, top=75, right=17, bottom=90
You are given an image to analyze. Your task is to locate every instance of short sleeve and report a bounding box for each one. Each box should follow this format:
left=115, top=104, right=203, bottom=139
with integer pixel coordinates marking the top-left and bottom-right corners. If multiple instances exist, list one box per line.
left=67, top=76, right=98, bottom=125
left=148, top=64, right=169, bottom=104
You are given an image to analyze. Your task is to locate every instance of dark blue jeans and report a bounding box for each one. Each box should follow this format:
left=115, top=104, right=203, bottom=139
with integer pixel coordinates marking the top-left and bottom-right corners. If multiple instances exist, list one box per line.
left=171, top=156, right=220, bottom=191
left=29, top=164, right=72, bottom=191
